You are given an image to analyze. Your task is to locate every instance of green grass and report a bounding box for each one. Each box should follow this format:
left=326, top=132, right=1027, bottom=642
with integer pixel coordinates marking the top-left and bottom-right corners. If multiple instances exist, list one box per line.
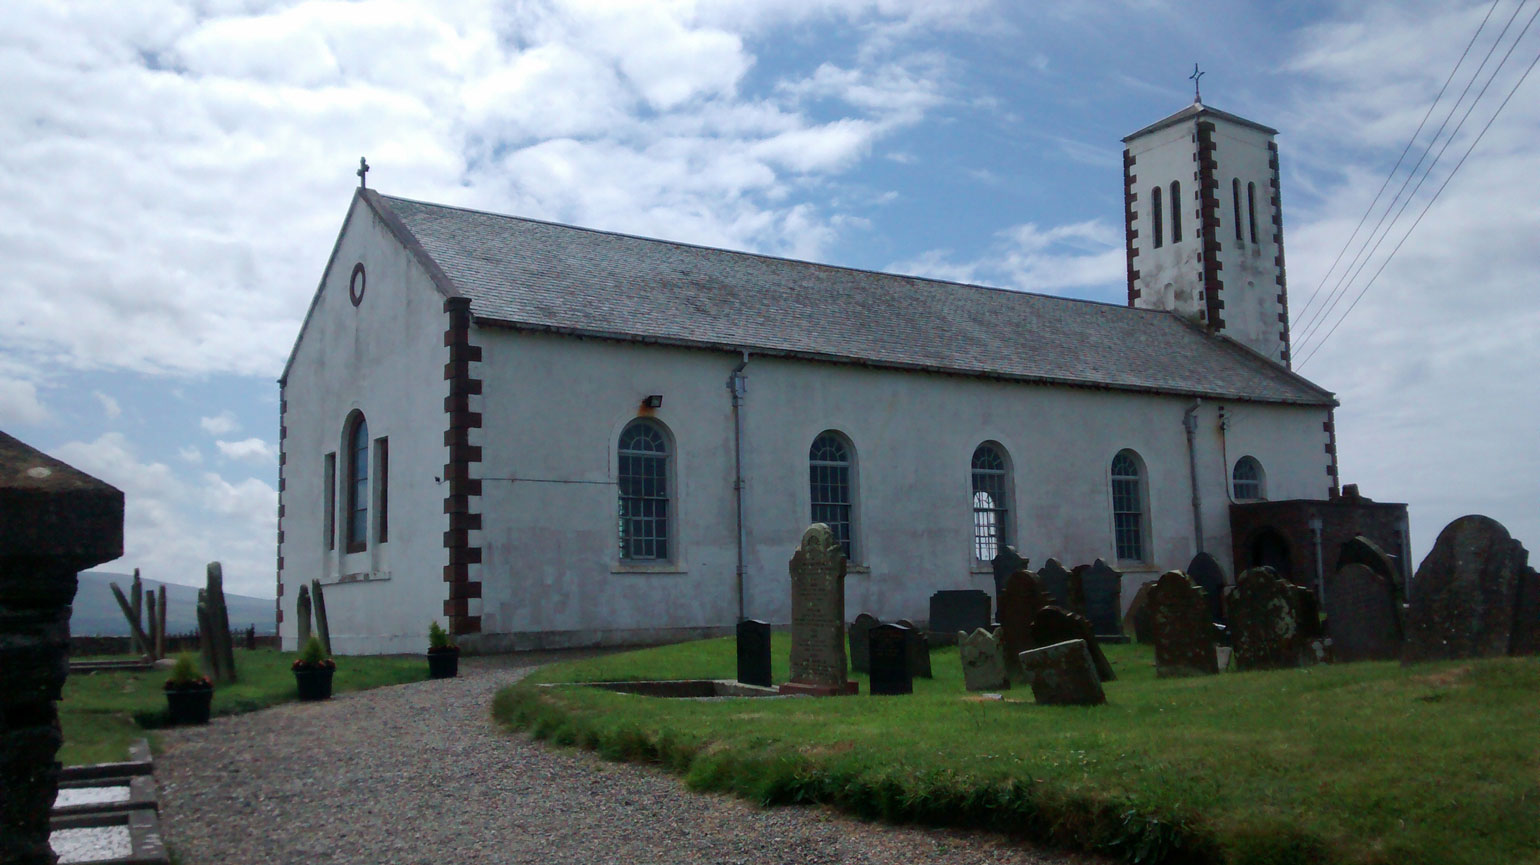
left=59, top=649, right=426, bottom=765
left=493, top=636, right=1540, bottom=865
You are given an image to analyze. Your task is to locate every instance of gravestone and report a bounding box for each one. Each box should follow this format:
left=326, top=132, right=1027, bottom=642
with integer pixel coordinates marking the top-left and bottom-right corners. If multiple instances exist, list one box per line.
left=958, top=627, right=1009, bottom=691
left=896, top=619, right=932, bottom=678
left=1149, top=571, right=1219, bottom=677
left=998, top=569, right=1048, bottom=682
left=1404, top=515, right=1531, bottom=663
left=0, top=431, right=124, bottom=865
left=928, top=590, right=991, bottom=640
left=1037, top=558, right=1074, bottom=609
left=1323, top=564, right=1400, bottom=662
left=1031, top=606, right=1115, bottom=681
left=991, top=546, right=1028, bottom=606
left=1510, top=566, right=1540, bottom=656
left=296, top=583, right=313, bottom=647
left=1080, top=559, right=1125, bottom=638
left=868, top=623, right=913, bottom=695
left=1292, top=585, right=1324, bottom=641
left=1229, top=567, right=1305, bottom=671
left=781, top=524, right=858, bottom=696
left=1337, top=535, right=1397, bottom=586
left=848, top=612, right=879, bottom=674
left=1065, top=563, right=1091, bottom=617
left=1186, top=552, right=1228, bottom=625
left=1125, top=580, right=1157, bottom=643
left=1017, top=639, right=1106, bottom=706
left=736, top=619, right=772, bottom=687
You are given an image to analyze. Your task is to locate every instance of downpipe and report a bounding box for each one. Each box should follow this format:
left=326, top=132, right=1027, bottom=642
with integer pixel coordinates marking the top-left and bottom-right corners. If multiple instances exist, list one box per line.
left=727, top=351, right=749, bottom=622
left=1184, top=398, right=1205, bottom=555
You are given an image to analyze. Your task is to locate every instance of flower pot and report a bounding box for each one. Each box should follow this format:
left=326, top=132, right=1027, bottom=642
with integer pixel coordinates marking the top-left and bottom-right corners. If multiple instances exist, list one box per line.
left=294, top=667, right=334, bottom=701
left=165, top=685, right=213, bottom=725
left=427, top=648, right=459, bottom=680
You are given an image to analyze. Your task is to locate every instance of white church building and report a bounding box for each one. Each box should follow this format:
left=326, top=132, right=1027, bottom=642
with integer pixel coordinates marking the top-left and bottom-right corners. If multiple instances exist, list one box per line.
left=276, top=101, right=1343, bottom=654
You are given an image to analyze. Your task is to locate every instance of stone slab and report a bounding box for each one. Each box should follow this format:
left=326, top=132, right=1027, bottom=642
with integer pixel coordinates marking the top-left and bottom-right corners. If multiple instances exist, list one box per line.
left=1017, top=639, right=1106, bottom=706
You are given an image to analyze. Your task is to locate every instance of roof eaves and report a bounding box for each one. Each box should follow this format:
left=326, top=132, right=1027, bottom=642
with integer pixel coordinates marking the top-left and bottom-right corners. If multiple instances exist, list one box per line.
left=1122, top=103, right=1279, bottom=142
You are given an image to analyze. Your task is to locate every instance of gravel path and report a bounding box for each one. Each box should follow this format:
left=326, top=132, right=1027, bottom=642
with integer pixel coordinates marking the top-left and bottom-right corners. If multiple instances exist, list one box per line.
left=157, top=655, right=1093, bottom=865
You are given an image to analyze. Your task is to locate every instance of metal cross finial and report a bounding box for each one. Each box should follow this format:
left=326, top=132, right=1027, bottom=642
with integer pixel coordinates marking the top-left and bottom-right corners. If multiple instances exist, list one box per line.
left=1190, top=63, right=1205, bottom=103
left=357, top=156, right=370, bottom=189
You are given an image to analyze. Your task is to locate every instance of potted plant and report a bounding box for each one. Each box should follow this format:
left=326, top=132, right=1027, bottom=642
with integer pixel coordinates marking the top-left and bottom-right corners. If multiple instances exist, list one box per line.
left=163, top=653, right=213, bottom=725
left=427, top=620, right=459, bottom=679
left=292, top=634, right=336, bottom=700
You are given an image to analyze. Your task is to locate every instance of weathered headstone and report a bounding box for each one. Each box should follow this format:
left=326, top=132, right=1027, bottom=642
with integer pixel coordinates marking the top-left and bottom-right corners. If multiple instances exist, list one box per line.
left=1229, top=567, right=1305, bottom=671
left=736, top=619, right=772, bottom=687
left=848, top=612, right=879, bottom=674
left=780, top=523, right=857, bottom=696
left=958, top=628, right=1009, bottom=691
left=1292, top=585, right=1324, bottom=641
left=928, top=589, right=991, bottom=640
left=1080, top=559, right=1125, bottom=638
left=155, top=584, right=167, bottom=659
left=1018, top=639, right=1106, bottom=706
left=1031, top=606, right=1115, bottom=681
left=1186, top=552, right=1227, bottom=626
left=868, top=623, right=913, bottom=695
left=0, top=431, right=124, bottom=865
left=130, top=568, right=144, bottom=655
left=998, top=569, right=1048, bottom=682
left=1149, top=571, right=1219, bottom=677
left=1337, top=535, right=1397, bottom=586
left=1037, top=558, right=1073, bottom=609
left=206, top=562, right=237, bottom=683
left=145, top=590, right=159, bottom=660
left=1324, top=564, right=1401, bottom=662
left=1510, top=567, right=1540, bottom=657
left=109, top=581, right=153, bottom=659
left=1404, top=515, right=1531, bottom=663
left=1125, top=580, right=1157, bottom=643
left=896, top=618, right=932, bottom=678
left=991, top=546, right=1028, bottom=607
left=310, top=578, right=332, bottom=657
left=296, top=583, right=313, bottom=648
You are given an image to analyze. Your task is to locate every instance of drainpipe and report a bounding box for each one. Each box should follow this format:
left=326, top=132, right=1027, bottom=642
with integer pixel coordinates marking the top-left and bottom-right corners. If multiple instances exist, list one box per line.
left=727, top=351, right=749, bottom=622
left=1183, top=398, right=1205, bottom=555
left=1310, top=516, right=1325, bottom=606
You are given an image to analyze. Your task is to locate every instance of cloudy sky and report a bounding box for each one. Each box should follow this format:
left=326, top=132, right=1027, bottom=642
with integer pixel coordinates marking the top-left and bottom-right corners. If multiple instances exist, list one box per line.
left=3, top=0, right=1536, bottom=598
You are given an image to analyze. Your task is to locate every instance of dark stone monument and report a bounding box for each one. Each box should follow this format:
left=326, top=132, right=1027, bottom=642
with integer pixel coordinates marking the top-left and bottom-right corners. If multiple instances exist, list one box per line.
left=1, top=431, right=124, bottom=865
left=1229, top=567, right=1305, bottom=671
left=868, top=623, right=913, bottom=695
left=1323, top=564, right=1401, bottom=663
left=1149, top=571, right=1219, bottom=677
left=1186, top=551, right=1228, bottom=626
left=1065, top=563, right=1091, bottom=617
left=928, top=589, right=991, bottom=641
left=896, top=619, right=932, bottom=678
left=1017, top=639, right=1106, bottom=706
left=998, top=569, right=1048, bottom=682
left=736, top=619, right=772, bottom=687
left=1292, top=585, right=1324, bottom=641
left=991, top=546, right=1028, bottom=607
left=848, top=612, right=879, bottom=674
left=780, top=524, right=858, bottom=696
left=1031, top=606, right=1115, bottom=681
left=1403, top=515, right=1531, bottom=663
left=958, top=627, right=1009, bottom=691
left=1037, top=558, right=1073, bottom=609
left=1337, top=535, right=1397, bottom=586
left=1510, top=566, right=1540, bottom=657
left=1125, top=580, right=1157, bottom=643
left=1080, top=559, right=1125, bottom=638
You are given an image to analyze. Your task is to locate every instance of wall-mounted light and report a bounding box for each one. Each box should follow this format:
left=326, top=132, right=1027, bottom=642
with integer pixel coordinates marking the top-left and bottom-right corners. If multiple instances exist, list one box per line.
left=643, top=394, right=663, bottom=408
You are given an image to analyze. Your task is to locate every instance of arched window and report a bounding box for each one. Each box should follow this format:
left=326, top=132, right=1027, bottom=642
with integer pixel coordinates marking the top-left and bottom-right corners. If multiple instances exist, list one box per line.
left=1150, top=185, right=1163, bottom=248
left=971, top=443, right=1011, bottom=561
left=1232, top=456, right=1266, bottom=501
left=1247, top=181, right=1258, bottom=244
left=1169, top=181, right=1182, bottom=243
left=1110, top=449, right=1147, bottom=562
left=345, top=412, right=369, bottom=553
left=810, top=432, right=855, bottom=560
left=1232, top=178, right=1243, bottom=241
left=618, top=420, right=671, bottom=560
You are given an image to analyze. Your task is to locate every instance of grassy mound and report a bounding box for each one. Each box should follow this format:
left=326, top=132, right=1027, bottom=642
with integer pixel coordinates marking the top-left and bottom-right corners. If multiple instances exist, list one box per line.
left=493, top=636, right=1540, bottom=865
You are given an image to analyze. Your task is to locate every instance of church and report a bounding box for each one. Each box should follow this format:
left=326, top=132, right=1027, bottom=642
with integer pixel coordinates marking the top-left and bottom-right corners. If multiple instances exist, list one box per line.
left=276, top=100, right=1406, bottom=654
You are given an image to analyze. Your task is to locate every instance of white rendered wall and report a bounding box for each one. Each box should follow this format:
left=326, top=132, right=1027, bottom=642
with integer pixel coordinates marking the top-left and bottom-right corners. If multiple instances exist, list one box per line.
left=1209, top=119, right=1287, bottom=363
left=279, top=198, right=451, bottom=654
left=1128, top=121, right=1202, bottom=322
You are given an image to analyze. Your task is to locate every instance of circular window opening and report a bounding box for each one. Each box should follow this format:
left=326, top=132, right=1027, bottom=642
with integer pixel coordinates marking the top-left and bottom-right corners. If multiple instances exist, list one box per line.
left=349, top=263, right=366, bottom=307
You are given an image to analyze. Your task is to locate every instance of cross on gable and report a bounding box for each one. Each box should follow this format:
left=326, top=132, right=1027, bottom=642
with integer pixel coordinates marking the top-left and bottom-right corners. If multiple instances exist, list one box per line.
left=357, top=156, right=370, bottom=189
left=1190, top=63, right=1205, bottom=103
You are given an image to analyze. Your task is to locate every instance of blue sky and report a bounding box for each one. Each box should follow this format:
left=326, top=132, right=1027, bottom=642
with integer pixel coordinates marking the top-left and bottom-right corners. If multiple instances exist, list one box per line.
left=3, top=0, right=1536, bottom=598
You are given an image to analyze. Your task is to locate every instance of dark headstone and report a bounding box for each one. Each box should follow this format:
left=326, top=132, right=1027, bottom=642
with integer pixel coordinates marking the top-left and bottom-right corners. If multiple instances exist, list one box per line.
left=868, top=623, right=913, bottom=695
left=928, top=590, right=991, bottom=639
left=1037, top=558, right=1073, bottom=608
left=1229, top=567, right=1305, bottom=671
left=991, top=546, right=1028, bottom=606
left=896, top=619, right=932, bottom=678
left=1125, top=580, right=1157, bottom=643
left=1032, top=605, right=1115, bottom=681
left=958, top=628, right=1009, bottom=691
left=780, top=524, right=857, bottom=696
left=1017, top=639, right=1106, bottom=706
left=1149, top=571, right=1219, bottom=677
left=998, top=569, right=1048, bottom=682
left=1292, top=585, right=1324, bottom=641
left=1186, top=552, right=1227, bottom=625
left=736, top=619, right=772, bottom=687
left=1404, top=515, right=1531, bottom=663
left=1337, top=535, right=1397, bottom=586
left=1510, top=567, right=1540, bottom=656
left=1065, top=563, right=1090, bottom=617
left=1324, top=564, right=1400, bottom=663
left=848, top=612, right=879, bottom=674
left=1080, top=559, right=1124, bottom=637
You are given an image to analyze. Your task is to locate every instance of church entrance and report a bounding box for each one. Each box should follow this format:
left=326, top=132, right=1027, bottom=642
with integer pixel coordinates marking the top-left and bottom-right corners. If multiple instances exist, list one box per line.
left=1248, top=528, right=1293, bottom=581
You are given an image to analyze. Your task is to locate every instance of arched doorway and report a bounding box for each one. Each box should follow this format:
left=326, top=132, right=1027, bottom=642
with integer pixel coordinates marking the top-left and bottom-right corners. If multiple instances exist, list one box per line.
left=1248, top=528, right=1293, bottom=581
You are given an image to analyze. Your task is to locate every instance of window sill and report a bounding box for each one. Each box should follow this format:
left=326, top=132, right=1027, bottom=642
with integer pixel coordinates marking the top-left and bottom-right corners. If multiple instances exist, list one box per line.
left=970, top=564, right=993, bottom=575
left=612, top=563, right=688, bottom=575
left=319, top=571, right=390, bottom=586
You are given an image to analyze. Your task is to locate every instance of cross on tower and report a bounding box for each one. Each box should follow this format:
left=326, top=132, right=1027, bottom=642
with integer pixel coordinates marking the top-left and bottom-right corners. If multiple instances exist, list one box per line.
left=1190, top=63, right=1205, bottom=103
left=357, top=156, right=370, bottom=189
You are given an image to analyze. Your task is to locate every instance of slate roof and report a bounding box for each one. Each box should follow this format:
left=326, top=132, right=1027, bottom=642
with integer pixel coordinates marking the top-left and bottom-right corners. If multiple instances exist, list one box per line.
left=1123, top=101, right=1279, bottom=142
left=366, top=191, right=1334, bottom=406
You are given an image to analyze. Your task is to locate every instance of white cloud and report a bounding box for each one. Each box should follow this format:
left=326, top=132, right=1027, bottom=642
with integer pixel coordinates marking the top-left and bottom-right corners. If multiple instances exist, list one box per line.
left=93, top=391, right=121, bottom=420
left=893, top=219, right=1125, bottom=295
left=215, top=437, right=277, bottom=463
left=200, top=411, right=240, bottom=436
left=178, top=445, right=202, bottom=464
left=0, top=378, right=49, bottom=425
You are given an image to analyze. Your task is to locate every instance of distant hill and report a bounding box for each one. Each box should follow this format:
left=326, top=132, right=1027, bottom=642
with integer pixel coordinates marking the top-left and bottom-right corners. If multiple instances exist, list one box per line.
left=72, top=571, right=276, bottom=636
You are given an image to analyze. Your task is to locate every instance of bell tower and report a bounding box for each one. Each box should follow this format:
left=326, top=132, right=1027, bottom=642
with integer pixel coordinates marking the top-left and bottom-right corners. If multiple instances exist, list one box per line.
left=1123, top=100, right=1292, bottom=366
